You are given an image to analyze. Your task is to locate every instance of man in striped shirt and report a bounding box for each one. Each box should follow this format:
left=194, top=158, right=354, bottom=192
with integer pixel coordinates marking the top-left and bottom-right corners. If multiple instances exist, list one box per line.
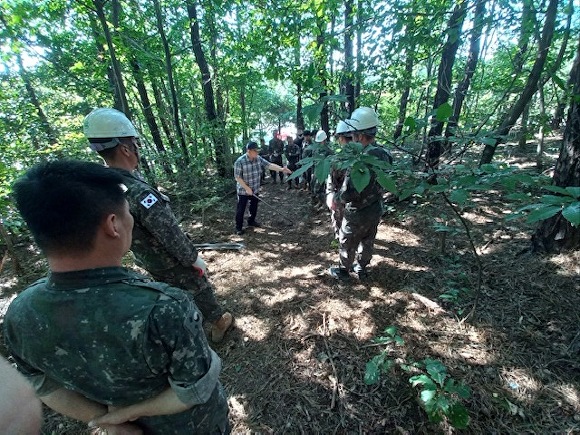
left=234, top=141, right=292, bottom=235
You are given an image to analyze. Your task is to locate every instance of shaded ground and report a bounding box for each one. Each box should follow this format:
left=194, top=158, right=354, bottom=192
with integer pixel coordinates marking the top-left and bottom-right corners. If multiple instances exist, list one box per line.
left=1, top=142, right=579, bottom=434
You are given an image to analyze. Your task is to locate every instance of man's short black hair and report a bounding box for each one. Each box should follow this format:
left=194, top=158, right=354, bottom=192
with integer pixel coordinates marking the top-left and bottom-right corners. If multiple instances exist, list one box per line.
left=12, top=160, right=126, bottom=255
left=303, top=130, right=311, bottom=136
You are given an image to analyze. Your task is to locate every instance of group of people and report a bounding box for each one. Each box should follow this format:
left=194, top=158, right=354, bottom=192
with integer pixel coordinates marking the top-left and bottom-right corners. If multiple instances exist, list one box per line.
left=2, top=106, right=392, bottom=434
left=233, top=107, right=393, bottom=281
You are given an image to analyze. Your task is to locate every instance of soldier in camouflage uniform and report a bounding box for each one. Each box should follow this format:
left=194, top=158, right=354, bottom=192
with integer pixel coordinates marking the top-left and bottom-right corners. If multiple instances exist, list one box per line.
left=268, top=130, right=285, bottom=184
left=4, top=160, right=230, bottom=434
left=83, top=108, right=232, bottom=343
left=326, top=121, right=353, bottom=240
left=329, top=108, right=393, bottom=280
left=284, top=135, right=301, bottom=189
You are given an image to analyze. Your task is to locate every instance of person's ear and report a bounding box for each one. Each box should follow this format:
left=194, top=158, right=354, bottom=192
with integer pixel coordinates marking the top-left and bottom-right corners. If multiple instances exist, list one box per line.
left=102, top=213, right=120, bottom=238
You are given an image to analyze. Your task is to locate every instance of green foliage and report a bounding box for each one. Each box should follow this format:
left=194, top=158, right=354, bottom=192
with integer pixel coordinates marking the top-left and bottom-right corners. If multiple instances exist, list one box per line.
left=364, top=326, right=404, bottom=386
left=409, top=359, right=471, bottom=429
left=365, top=328, right=471, bottom=429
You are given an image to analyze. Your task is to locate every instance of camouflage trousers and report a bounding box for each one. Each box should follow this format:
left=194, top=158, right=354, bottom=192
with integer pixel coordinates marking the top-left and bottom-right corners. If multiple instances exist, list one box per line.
left=136, top=384, right=230, bottom=434
left=330, top=204, right=344, bottom=240
left=338, top=201, right=382, bottom=271
left=150, top=265, right=224, bottom=323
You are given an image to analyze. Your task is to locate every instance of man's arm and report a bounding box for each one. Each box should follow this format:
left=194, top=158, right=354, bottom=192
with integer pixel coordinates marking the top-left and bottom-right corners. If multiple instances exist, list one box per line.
left=267, top=163, right=292, bottom=174
left=88, top=387, right=190, bottom=427
left=0, top=356, right=42, bottom=435
left=234, top=175, right=253, bottom=195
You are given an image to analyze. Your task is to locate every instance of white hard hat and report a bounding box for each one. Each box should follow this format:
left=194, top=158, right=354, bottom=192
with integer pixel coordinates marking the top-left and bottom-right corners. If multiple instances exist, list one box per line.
left=345, top=106, right=379, bottom=132
left=83, top=108, right=138, bottom=151
left=335, top=120, right=353, bottom=135
left=314, top=130, right=327, bottom=142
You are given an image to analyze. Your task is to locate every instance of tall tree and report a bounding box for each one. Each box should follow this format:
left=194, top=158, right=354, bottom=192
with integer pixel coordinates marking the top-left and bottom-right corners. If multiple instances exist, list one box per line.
left=479, top=0, right=559, bottom=164
left=187, top=0, right=229, bottom=177
left=532, top=37, right=580, bottom=252
left=152, top=0, right=190, bottom=166
left=444, top=0, right=486, bottom=144
left=426, top=0, right=468, bottom=167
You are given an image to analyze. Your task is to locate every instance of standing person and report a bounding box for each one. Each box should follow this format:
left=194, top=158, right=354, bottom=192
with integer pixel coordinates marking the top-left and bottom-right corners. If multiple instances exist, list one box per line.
left=300, top=130, right=313, bottom=191
left=268, top=130, right=285, bottom=184
left=329, top=107, right=393, bottom=280
left=326, top=120, right=353, bottom=239
left=311, top=130, right=333, bottom=203
left=83, top=108, right=233, bottom=343
left=234, top=141, right=292, bottom=235
left=284, top=135, right=301, bottom=190
left=4, top=160, right=230, bottom=434
left=258, top=138, right=270, bottom=185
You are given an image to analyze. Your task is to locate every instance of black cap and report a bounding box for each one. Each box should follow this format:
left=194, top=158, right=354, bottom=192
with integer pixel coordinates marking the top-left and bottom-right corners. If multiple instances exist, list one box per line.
left=303, top=130, right=311, bottom=136
left=246, top=141, right=259, bottom=150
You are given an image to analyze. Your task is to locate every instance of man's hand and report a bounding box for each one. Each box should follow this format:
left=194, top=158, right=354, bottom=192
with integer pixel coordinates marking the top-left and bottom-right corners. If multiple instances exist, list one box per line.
left=282, top=167, right=292, bottom=175
left=193, top=256, right=207, bottom=277
left=244, top=186, right=253, bottom=195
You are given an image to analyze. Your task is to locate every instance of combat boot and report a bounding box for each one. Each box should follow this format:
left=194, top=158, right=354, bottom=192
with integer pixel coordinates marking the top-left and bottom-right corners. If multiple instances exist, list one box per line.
left=211, top=312, right=233, bottom=343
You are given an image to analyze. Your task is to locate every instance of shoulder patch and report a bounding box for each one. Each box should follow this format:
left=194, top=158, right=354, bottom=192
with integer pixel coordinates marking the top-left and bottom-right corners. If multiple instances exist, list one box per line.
left=140, top=193, right=159, bottom=209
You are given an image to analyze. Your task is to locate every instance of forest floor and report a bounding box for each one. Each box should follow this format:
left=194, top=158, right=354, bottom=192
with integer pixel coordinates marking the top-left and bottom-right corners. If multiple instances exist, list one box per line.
left=1, top=141, right=579, bottom=434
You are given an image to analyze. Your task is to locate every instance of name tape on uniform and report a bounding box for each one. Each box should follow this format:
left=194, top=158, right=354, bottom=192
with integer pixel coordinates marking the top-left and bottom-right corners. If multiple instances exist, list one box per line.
left=140, top=193, right=159, bottom=209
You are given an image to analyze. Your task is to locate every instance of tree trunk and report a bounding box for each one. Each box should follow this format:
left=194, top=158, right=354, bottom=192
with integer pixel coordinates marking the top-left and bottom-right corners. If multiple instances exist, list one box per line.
left=343, top=0, right=355, bottom=114
left=532, top=37, right=580, bottom=253
left=444, top=0, right=485, bottom=145
left=93, top=0, right=130, bottom=116
left=151, top=79, right=179, bottom=155
left=187, top=0, right=229, bottom=177
left=394, top=40, right=416, bottom=140
left=426, top=0, right=468, bottom=167
left=152, top=0, right=190, bottom=167
left=479, top=0, right=559, bottom=165
left=16, top=53, right=58, bottom=147
left=130, top=58, right=173, bottom=179
left=0, top=219, right=22, bottom=276
left=294, top=40, right=304, bottom=131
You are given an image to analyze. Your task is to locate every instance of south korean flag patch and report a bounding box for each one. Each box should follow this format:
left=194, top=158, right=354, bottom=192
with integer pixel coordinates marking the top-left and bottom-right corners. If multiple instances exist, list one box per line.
left=140, top=193, right=159, bottom=209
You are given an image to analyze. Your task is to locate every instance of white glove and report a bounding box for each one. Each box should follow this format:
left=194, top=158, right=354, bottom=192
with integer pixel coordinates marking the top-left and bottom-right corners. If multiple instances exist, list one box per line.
left=193, top=256, right=207, bottom=277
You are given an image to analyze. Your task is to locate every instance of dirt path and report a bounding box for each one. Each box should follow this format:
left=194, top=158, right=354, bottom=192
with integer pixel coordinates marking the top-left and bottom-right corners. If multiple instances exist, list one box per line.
left=1, top=174, right=579, bottom=434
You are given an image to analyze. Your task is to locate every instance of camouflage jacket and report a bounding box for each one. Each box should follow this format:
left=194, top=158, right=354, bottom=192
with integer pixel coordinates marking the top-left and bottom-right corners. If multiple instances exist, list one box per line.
left=3, top=267, right=228, bottom=433
left=339, top=143, right=392, bottom=212
left=113, top=168, right=198, bottom=273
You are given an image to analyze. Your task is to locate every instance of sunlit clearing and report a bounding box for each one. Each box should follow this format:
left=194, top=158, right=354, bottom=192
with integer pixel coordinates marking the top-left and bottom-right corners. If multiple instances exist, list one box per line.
left=235, top=315, right=270, bottom=341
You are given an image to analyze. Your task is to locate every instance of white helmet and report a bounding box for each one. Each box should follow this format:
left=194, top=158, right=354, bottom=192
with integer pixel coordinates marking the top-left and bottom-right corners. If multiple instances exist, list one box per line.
left=83, top=108, right=138, bottom=151
left=346, top=106, right=379, bottom=132
left=335, top=120, right=353, bottom=135
left=314, top=130, right=327, bottom=143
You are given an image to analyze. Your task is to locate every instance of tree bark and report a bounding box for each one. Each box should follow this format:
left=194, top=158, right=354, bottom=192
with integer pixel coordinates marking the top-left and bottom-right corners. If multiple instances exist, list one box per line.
left=343, top=0, right=355, bottom=114
left=532, top=36, right=580, bottom=253
left=394, top=38, right=416, bottom=140
left=479, top=0, right=559, bottom=165
left=130, top=57, right=173, bottom=179
left=187, top=0, right=229, bottom=177
left=444, top=0, right=486, bottom=145
left=152, top=0, right=190, bottom=167
left=426, top=0, right=468, bottom=167
left=93, top=0, right=130, bottom=116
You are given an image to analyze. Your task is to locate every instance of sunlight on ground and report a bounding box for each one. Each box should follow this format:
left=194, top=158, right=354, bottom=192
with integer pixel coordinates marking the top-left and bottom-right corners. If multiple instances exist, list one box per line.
left=228, top=395, right=249, bottom=421
left=500, top=368, right=542, bottom=403
left=259, top=287, right=300, bottom=306
left=382, top=226, right=421, bottom=246
left=0, top=290, right=17, bottom=318
left=234, top=315, right=270, bottom=341
left=550, top=384, right=580, bottom=411
left=548, top=252, right=580, bottom=277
